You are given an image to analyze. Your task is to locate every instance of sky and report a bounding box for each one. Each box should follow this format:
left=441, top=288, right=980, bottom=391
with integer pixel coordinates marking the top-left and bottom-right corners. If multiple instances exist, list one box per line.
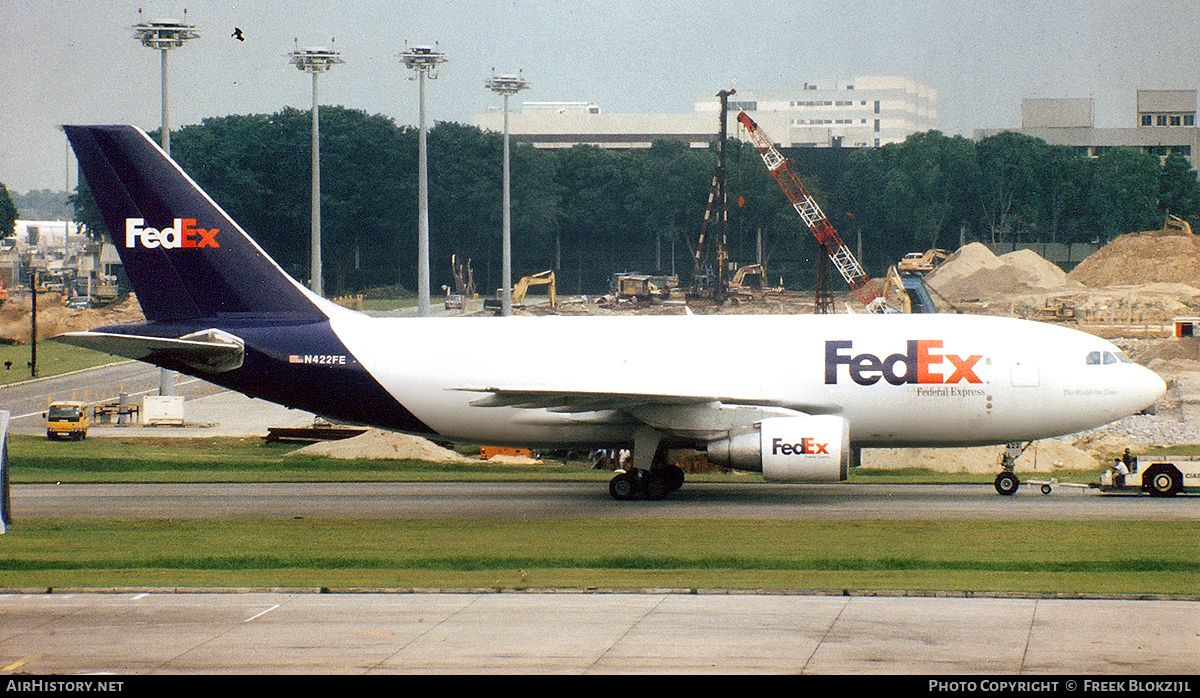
left=3, top=0, right=1200, bottom=194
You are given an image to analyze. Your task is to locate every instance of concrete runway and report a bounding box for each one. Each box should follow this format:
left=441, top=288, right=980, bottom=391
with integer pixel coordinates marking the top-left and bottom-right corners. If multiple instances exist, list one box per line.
left=2, top=591, right=1197, bottom=674
left=12, top=481, right=1200, bottom=521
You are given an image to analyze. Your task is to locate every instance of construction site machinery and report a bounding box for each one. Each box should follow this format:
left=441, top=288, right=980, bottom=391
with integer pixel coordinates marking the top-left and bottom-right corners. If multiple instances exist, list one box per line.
left=897, top=248, right=949, bottom=275
left=1164, top=214, right=1193, bottom=236
left=450, top=254, right=476, bottom=297
left=882, top=266, right=937, bottom=314
left=614, top=274, right=669, bottom=304
left=689, top=89, right=736, bottom=303
left=1036, top=298, right=1077, bottom=323
left=727, top=263, right=772, bottom=303
left=736, top=111, right=885, bottom=312
left=484, top=270, right=556, bottom=314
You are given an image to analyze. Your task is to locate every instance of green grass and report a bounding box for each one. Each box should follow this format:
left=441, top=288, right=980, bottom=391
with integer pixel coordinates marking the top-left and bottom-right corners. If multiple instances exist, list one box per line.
left=0, top=343, right=123, bottom=385
left=6, top=437, right=1197, bottom=595
left=1, top=519, right=1195, bottom=595
left=6, top=435, right=620, bottom=483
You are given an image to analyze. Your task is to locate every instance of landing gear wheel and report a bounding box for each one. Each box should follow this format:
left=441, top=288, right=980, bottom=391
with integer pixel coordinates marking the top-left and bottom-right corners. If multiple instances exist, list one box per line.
left=651, top=464, right=685, bottom=493
left=643, top=472, right=670, bottom=501
left=1147, top=469, right=1181, bottom=497
left=609, top=472, right=637, bottom=501
left=994, top=471, right=1020, bottom=496
left=1040, top=484, right=1052, bottom=495
left=666, top=464, right=685, bottom=492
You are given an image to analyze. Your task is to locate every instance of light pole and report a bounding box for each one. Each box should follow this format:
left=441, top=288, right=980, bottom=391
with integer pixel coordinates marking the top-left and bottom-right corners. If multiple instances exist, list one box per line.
left=132, top=9, right=198, bottom=397
left=131, top=9, right=199, bottom=156
left=400, top=44, right=447, bottom=317
left=288, top=42, right=344, bottom=297
left=485, top=72, right=529, bottom=317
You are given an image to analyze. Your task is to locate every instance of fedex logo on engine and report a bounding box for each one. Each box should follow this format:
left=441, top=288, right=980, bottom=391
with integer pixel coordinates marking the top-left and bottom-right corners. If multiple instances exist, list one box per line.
left=125, top=218, right=219, bottom=249
left=825, top=340, right=983, bottom=386
left=771, top=437, right=828, bottom=455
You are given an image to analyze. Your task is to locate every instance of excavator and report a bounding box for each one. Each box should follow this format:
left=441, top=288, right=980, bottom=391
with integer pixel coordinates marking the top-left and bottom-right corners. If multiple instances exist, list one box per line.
left=882, top=266, right=938, bottom=314
left=484, top=270, right=556, bottom=314
left=897, top=248, right=949, bottom=275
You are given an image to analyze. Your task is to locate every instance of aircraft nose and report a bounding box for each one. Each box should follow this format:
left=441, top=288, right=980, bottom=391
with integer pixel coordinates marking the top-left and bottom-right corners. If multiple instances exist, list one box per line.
left=1133, top=365, right=1168, bottom=413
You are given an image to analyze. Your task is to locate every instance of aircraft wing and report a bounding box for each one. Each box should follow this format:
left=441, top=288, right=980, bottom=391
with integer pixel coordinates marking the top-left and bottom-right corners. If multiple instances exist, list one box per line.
left=53, top=328, right=245, bottom=374
left=459, top=386, right=842, bottom=439
left=463, top=387, right=837, bottom=413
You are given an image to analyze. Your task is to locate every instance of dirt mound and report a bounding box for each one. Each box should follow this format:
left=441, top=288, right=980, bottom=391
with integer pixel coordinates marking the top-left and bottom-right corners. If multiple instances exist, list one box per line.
left=0, top=293, right=143, bottom=344
left=1067, top=232, right=1200, bottom=289
left=926, top=243, right=1077, bottom=300
left=1069, top=433, right=1147, bottom=463
left=862, top=438, right=1097, bottom=474
left=288, top=429, right=477, bottom=462
left=1136, top=337, right=1200, bottom=363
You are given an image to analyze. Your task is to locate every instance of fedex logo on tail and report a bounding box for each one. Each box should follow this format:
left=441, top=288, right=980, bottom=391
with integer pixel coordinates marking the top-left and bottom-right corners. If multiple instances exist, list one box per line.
left=825, top=340, right=983, bottom=386
left=125, top=218, right=219, bottom=249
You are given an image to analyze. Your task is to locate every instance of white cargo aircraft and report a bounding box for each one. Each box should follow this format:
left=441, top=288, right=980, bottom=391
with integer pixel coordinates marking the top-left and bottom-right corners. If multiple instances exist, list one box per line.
left=58, top=125, right=1166, bottom=500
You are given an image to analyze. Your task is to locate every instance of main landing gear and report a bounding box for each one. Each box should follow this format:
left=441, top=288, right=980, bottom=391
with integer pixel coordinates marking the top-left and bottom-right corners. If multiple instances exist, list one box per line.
left=607, top=428, right=685, bottom=501
left=993, top=442, right=1029, bottom=496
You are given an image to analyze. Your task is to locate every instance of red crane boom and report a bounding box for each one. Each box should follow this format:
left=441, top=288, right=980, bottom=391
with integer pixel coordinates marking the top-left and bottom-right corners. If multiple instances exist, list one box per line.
left=736, top=111, right=883, bottom=310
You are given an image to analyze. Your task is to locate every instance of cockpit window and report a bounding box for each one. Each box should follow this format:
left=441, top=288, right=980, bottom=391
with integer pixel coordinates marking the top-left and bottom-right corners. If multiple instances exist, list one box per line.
left=1087, top=350, right=1131, bottom=365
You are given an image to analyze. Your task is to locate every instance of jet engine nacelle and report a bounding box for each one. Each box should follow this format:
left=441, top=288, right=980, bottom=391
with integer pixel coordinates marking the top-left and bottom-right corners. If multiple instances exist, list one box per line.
left=706, top=415, right=850, bottom=482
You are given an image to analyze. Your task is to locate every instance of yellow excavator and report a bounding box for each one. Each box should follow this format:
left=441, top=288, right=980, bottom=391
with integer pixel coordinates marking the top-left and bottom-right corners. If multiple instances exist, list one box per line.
left=484, top=270, right=556, bottom=314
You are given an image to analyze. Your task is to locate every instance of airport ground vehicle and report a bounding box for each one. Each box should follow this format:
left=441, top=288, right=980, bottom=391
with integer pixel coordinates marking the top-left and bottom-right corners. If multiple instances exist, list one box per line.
left=45, top=401, right=90, bottom=440
left=1100, top=455, right=1199, bottom=496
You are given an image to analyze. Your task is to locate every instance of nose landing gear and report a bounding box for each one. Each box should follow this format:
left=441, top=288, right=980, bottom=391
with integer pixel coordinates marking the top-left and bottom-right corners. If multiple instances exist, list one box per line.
left=994, top=442, right=1029, bottom=496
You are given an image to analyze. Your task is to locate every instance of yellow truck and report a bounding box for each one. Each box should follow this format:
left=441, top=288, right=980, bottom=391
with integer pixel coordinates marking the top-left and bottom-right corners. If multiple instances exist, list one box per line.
left=46, top=401, right=90, bottom=441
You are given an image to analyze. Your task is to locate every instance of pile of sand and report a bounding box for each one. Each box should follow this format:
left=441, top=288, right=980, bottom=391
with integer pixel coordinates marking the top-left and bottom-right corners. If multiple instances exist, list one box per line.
left=926, top=243, right=1077, bottom=301
left=1067, top=231, right=1200, bottom=289
left=1069, top=433, right=1147, bottom=463
left=288, top=429, right=477, bottom=462
left=0, top=293, right=143, bottom=344
left=1135, top=336, right=1200, bottom=373
left=862, top=438, right=1098, bottom=474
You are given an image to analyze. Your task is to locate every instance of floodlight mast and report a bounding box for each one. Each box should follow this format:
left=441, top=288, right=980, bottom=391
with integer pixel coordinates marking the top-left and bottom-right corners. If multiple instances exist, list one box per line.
left=289, top=42, right=344, bottom=298
left=400, top=44, right=447, bottom=318
left=131, top=9, right=200, bottom=156
left=485, top=72, right=530, bottom=317
left=132, top=8, right=199, bottom=398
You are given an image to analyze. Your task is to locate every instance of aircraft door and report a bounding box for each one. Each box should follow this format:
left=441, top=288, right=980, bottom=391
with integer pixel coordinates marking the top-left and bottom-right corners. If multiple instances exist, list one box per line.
left=1011, top=352, right=1040, bottom=387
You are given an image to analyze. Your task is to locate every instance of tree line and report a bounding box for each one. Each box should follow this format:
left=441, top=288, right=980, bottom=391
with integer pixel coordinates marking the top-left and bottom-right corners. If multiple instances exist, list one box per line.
left=67, top=106, right=1200, bottom=296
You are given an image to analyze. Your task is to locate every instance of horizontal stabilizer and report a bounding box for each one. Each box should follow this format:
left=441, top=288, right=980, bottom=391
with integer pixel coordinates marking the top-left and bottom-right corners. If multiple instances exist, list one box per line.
left=53, top=328, right=245, bottom=373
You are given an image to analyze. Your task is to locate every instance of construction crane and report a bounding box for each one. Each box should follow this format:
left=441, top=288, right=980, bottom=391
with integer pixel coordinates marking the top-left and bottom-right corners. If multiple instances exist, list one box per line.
left=690, top=88, right=736, bottom=303
left=736, top=111, right=885, bottom=311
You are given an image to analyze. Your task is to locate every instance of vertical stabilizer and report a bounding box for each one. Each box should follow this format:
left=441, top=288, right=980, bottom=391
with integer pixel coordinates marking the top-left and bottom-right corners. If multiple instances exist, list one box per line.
left=65, top=125, right=326, bottom=322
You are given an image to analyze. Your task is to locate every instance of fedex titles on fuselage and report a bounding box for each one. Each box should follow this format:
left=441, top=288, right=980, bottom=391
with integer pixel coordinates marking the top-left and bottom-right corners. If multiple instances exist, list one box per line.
left=125, top=218, right=219, bottom=249
left=825, top=339, right=983, bottom=387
